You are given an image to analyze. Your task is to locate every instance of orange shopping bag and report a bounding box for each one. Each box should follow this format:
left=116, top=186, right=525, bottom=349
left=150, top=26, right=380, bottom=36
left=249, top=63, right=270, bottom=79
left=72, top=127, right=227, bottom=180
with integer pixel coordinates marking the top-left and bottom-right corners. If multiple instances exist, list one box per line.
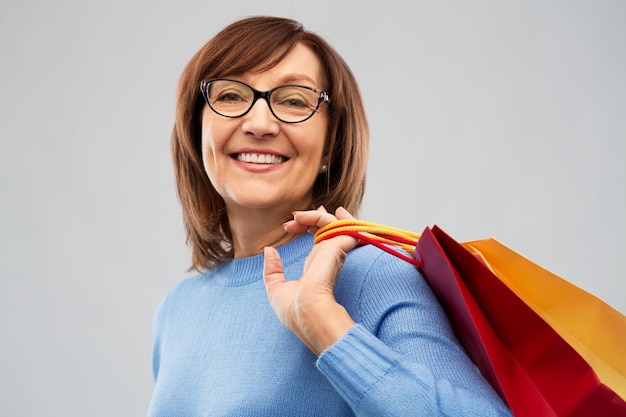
left=461, top=237, right=626, bottom=400
left=314, top=221, right=626, bottom=417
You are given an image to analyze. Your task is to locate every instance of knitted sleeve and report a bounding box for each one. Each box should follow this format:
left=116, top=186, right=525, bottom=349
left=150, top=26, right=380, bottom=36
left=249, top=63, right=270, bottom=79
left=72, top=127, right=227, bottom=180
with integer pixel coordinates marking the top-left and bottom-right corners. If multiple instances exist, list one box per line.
left=316, top=247, right=512, bottom=417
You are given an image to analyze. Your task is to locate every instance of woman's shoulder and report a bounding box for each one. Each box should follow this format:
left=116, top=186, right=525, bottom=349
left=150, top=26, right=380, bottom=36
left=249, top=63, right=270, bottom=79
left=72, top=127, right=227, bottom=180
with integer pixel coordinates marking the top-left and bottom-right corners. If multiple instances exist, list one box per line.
left=337, top=244, right=447, bottom=333
left=338, top=244, right=432, bottom=300
left=343, top=243, right=422, bottom=283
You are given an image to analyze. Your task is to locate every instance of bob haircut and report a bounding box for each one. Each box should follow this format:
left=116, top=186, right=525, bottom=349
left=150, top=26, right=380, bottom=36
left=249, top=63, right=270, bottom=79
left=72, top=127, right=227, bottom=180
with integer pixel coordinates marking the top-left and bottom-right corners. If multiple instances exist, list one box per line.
left=172, top=16, right=369, bottom=271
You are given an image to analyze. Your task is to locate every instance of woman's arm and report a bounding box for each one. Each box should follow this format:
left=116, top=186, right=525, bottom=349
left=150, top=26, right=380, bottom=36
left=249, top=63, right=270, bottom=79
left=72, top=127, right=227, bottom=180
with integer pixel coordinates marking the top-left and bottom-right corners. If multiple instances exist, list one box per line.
left=263, top=206, right=512, bottom=416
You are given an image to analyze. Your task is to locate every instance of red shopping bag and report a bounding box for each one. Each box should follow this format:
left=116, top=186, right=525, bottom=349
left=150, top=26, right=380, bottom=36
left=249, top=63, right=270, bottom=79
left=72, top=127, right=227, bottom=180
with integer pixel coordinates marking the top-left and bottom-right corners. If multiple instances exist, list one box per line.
left=418, top=226, right=626, bottom=417
left=314, top=221, right=626, bottom=417
left=460, top=237, right=626, bottom=400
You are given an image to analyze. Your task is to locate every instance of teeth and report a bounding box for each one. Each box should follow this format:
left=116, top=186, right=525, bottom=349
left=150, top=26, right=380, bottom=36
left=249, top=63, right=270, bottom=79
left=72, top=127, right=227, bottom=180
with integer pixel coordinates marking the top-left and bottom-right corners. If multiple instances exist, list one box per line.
left=237, top=153, right=285, bottom=164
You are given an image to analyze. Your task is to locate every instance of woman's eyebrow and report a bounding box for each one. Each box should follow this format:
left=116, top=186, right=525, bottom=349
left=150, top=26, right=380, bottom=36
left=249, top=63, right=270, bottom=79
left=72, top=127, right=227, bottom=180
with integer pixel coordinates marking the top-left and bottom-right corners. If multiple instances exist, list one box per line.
left=276, top=74, right=319, bottom=86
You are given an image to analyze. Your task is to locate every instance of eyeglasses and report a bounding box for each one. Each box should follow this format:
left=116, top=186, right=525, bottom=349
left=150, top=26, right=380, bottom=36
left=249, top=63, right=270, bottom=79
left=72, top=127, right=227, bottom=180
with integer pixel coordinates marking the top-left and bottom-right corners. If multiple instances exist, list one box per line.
left=200, top=78, right=330, bottom=124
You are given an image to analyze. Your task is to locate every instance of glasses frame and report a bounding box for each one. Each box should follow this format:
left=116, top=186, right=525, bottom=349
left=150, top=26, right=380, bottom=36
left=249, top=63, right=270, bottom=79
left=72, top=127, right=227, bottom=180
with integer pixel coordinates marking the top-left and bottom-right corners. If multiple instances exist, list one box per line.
left=200, top=78, right=330, bottom=124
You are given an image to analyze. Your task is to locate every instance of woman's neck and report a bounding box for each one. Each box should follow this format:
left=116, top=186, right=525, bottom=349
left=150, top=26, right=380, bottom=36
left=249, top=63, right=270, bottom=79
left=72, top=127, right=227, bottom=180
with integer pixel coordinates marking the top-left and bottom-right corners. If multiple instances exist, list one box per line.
left=227, top=207, right=301, bottom=258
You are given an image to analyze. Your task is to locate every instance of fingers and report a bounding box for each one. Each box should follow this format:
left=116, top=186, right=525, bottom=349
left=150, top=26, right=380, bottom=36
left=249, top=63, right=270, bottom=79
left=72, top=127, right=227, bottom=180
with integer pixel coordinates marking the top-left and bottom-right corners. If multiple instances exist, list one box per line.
left=282, top=220, right=310, bottom=235
left=334, top=206, right=354, bottom=221
left=262, top=246, right=286, bottom=293
left=297, top=206, right=339, bottom=234
left=284, top=206, right=355, bottom=234
left=283, top=206, right=329, bottom=234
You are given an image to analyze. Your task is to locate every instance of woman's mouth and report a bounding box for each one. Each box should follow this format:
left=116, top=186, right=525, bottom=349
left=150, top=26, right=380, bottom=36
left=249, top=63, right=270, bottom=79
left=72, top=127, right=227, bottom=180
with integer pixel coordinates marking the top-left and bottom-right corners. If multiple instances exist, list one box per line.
left=235, top=153, right=286, bottom=164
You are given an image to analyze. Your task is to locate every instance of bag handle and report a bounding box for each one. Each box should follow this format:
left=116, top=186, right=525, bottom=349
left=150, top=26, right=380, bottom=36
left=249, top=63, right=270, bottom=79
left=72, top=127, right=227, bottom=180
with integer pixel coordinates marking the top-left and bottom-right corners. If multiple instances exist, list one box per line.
left=314, top=219, right=423, bottom=267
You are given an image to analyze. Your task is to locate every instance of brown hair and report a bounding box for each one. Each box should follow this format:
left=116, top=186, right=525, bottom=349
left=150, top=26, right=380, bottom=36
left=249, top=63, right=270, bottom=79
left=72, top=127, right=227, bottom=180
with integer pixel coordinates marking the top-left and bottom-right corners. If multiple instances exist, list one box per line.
left=172, top=16, right=369, bottom=271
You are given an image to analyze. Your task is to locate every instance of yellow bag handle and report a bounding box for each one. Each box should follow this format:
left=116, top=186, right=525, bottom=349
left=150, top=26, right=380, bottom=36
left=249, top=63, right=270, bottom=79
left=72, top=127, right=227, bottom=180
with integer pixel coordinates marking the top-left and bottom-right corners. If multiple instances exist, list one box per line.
left=314, top=219, right=422, bottom=266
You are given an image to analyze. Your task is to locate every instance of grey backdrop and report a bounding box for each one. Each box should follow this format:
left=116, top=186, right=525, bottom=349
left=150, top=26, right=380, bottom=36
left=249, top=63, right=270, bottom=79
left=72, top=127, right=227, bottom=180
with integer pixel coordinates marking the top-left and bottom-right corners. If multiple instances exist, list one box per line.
left=1, top=1, right=624, bottom=415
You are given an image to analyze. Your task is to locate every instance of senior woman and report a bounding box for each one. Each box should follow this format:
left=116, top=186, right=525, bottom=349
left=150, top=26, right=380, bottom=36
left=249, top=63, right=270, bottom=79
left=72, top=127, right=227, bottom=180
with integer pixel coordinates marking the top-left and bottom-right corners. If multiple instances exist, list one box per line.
left=148, top=15, right=512, bottom=417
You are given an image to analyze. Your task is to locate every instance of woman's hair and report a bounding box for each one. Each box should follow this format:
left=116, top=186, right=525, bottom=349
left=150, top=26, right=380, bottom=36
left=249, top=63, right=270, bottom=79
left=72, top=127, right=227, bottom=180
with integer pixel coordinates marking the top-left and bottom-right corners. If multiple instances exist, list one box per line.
left=172, top=16, right=369, bottom=271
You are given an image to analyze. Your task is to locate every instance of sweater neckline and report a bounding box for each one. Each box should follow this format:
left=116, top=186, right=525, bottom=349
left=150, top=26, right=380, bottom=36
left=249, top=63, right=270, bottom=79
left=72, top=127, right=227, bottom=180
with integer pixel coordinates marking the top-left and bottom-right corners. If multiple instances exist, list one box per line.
left=217, top=233, right=313, bottom=287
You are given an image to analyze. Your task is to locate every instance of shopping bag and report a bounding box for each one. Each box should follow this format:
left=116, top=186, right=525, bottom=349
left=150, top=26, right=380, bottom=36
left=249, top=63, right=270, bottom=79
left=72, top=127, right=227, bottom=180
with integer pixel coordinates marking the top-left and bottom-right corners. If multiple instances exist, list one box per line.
left=461, top=237, right=626, bottom=400
left=424, top=226, right=626, bottom=416
left=314, top=221, right=626, bottom=417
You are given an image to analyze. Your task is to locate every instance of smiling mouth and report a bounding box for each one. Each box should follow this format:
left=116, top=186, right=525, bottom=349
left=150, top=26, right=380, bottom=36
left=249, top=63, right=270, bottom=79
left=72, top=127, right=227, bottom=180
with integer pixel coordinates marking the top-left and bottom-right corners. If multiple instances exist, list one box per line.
left=235, top=153, right=286, bottom=164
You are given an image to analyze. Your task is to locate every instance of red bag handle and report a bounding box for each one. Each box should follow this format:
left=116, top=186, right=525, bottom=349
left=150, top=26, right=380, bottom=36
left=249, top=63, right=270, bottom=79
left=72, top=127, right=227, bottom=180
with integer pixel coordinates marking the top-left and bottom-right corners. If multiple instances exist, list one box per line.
left=314, top=219, right=423, bottom=267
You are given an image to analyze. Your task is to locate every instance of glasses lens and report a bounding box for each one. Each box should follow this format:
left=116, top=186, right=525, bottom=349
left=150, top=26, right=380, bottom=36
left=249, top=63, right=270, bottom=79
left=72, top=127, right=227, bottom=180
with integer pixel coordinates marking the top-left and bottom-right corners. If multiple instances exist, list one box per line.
left=207, top=80, right=253, bottom=117
left=270, top=86, right=320, bottom=123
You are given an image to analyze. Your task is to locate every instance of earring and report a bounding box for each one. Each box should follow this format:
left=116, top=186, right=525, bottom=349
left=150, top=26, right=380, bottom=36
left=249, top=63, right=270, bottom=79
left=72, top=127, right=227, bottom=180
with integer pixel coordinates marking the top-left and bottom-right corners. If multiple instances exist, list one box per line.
left=320, top=164, right=328, bottom=173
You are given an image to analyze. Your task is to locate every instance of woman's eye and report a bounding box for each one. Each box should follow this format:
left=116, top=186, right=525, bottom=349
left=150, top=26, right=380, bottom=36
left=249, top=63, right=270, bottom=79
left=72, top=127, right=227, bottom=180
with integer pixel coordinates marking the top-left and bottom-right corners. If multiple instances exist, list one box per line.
left=282, top=97, right=308, bottom=107
left=275, top=93, right=311, bottom=108
left=216, top=92, right=244, bottom=102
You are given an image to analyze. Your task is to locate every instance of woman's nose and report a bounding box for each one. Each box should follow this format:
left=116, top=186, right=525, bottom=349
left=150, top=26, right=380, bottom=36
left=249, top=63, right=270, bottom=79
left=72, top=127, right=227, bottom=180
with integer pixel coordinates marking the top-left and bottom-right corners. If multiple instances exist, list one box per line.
left=241, top=98, right=280, bottom=139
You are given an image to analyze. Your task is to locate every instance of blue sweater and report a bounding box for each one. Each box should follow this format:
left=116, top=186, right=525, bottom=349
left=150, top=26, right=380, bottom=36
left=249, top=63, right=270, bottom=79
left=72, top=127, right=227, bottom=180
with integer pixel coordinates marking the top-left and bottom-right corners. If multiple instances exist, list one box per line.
left=148, top=234, right=511, bottom=416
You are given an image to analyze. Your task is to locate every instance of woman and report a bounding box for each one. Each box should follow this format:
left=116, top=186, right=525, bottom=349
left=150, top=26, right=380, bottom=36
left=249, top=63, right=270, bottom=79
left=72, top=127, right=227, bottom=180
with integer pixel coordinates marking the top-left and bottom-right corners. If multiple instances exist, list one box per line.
left=149, top=16, right=512, bottom=416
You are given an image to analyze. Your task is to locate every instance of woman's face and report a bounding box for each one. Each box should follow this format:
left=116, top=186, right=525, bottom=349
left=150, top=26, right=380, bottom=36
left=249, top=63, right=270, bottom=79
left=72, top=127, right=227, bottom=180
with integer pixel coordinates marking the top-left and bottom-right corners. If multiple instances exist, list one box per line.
left=200, top=43, right=328, bottom=216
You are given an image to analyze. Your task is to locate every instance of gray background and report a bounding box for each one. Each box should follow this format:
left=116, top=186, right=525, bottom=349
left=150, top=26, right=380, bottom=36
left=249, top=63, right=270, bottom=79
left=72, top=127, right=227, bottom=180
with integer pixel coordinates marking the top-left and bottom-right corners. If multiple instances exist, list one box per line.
left=1, top=0, right=624, bottom=415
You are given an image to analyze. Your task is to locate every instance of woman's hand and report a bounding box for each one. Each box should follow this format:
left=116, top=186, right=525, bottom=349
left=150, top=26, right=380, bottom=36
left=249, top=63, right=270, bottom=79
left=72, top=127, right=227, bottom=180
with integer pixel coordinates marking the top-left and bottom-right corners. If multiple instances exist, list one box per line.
left=263, top=206, right=359, bottom=356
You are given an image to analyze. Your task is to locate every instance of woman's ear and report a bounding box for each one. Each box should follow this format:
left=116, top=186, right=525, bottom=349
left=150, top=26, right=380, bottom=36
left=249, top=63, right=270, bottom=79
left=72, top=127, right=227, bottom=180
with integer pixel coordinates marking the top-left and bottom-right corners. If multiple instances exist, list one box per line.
left=319, top=150, right=331, bottom=174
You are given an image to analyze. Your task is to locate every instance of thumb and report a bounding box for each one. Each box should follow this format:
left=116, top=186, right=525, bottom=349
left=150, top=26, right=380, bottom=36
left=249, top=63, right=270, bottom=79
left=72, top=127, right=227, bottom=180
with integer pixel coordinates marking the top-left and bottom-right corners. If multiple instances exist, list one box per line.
left=263, top=246, right=286, bottom=293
